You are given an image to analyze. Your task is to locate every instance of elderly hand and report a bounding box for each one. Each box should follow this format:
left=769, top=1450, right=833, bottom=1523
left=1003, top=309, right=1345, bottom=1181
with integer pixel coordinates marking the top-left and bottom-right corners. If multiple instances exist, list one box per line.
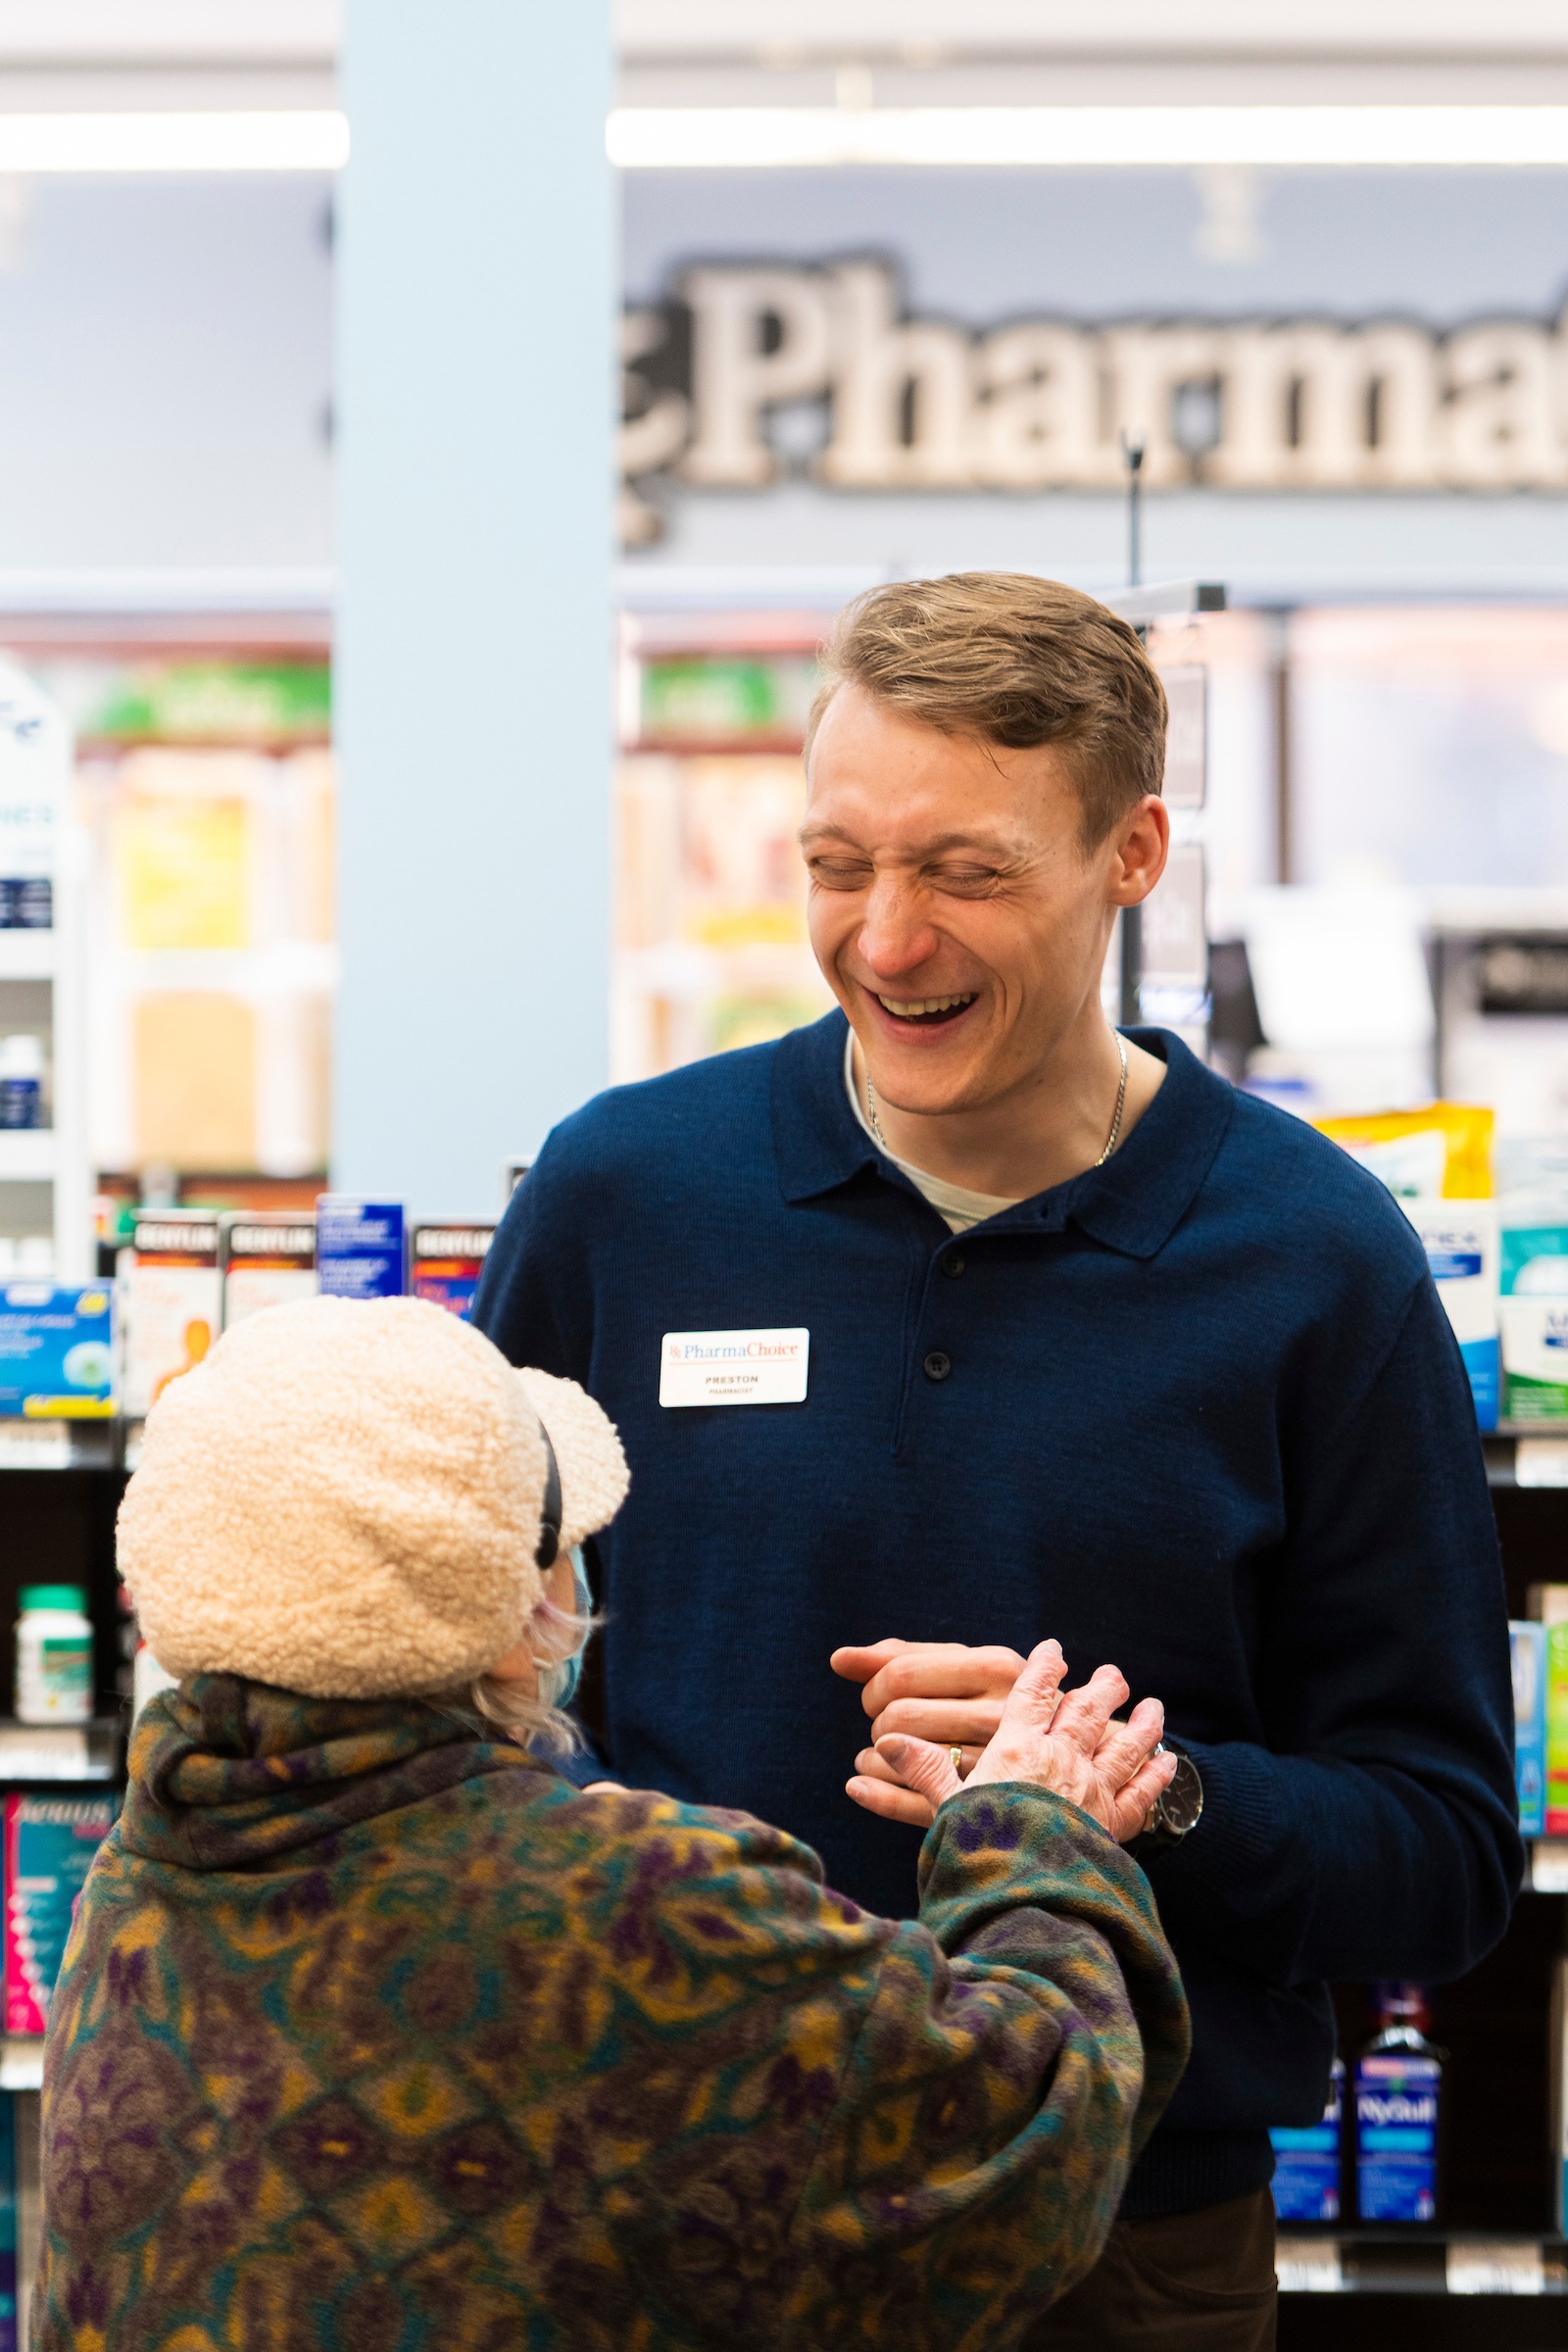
left=842, top=1638, right=1176, bottom=1844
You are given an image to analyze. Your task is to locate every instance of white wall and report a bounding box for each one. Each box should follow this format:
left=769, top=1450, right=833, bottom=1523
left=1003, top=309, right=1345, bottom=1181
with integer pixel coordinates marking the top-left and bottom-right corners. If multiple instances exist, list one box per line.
left=0, top=174, right=331, bottom=589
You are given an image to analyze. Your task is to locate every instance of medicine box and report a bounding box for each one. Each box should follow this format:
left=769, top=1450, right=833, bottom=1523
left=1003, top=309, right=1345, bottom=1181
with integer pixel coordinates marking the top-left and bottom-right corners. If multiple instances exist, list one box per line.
left=316, top=1197, right=406, bottom=1300
left=0, top=1285, right=113, bottom=1417
left=2, top=1794, right=115, bottom=2036
left=1270, top=2060, right=1343, bottom=2222
left=123, top=1213, right=221, bottom=1420
left=1401, top=1200, right=1498, bottom=1429
left=411, top=1224, right=495, bottom=1320
left=1511, top=1619, right=1547, bottom=1838
left=1499, top=1219, right=1568, bottom=1424
left=1528, top=1586, right=1568, bottom=1838
left=220, top=1212, right=318, bottom=1329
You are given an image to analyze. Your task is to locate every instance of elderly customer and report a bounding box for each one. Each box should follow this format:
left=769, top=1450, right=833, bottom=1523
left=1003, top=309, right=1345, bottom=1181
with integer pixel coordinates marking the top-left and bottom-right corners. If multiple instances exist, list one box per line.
left=36, top=1295, right=1187, bottom=2351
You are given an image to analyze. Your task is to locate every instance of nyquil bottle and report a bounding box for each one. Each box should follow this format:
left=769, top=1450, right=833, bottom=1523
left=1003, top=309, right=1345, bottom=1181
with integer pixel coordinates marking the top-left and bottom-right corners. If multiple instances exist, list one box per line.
left=1352, top=1983, right=1446, bottom=2224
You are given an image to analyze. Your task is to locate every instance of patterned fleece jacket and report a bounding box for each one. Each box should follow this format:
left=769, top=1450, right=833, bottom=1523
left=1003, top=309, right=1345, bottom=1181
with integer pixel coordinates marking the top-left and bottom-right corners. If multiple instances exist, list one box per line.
left=35, top=1676, right=1188, bottom=2352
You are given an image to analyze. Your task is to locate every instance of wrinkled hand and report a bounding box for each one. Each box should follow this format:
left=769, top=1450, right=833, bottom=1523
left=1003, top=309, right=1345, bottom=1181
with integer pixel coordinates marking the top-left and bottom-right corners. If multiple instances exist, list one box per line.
left=841, top=1638, right=1176, bottom=1843
left=831, top=1637, right=1027, bottom=1781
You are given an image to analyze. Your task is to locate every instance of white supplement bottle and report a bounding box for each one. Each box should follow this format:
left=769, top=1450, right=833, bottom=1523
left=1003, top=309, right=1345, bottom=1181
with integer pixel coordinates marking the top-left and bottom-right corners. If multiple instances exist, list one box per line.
left=15, top=1585, right=93, bottom=1724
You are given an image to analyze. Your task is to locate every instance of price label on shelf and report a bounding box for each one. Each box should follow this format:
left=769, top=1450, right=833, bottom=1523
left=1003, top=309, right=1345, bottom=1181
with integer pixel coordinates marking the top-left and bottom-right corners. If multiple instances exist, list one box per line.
left=0, top=1725, right=90, bottom=1779
left=1530, top=1840, right=1568, bottom=1893
left=0, top=2040, right=43, bottom=2092
left=0, top=1424, right=71, bottom=1470
left=1274, top=2239, right=1343, bottom=2294
left=1446, top=2241, right=1545, bottom=2295
left=1514, top=1439, right=1568, bottom=1488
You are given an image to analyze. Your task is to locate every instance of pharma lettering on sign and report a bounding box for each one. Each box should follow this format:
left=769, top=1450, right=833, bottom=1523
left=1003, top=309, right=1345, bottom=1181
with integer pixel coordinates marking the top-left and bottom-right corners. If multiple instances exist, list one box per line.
left=620, top=259, right=1568, bottom=538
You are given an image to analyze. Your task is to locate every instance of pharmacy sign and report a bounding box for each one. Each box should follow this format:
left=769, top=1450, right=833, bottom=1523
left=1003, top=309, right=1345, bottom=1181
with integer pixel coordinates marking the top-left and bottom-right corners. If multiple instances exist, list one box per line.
left=620, top=260, right=1568, bottom=540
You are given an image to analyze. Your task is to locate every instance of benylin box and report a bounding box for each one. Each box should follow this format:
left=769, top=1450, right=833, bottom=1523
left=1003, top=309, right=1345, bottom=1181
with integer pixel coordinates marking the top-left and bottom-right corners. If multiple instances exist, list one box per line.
left=0, top=1285, right=113, bottom=1416
left=123, top=1212, right=220, bottom=1418
left=412, top=1225, right=494, bottom=1320
left=220, top=1213, right=318, bottom=1329
left=3, top=1794, right=116, bottom=2035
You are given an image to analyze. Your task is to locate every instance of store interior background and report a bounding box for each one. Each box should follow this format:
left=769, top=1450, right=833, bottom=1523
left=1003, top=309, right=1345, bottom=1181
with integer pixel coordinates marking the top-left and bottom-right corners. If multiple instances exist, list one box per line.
left=2, top=0, right=1568, bottom=2333
left=8, top=3, right=1568, bottom=1240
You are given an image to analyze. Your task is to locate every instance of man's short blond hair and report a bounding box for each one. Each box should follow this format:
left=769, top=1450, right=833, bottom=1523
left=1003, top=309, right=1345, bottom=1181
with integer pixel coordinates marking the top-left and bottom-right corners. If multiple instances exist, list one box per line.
left=807, top=572, right=1168, bottom=847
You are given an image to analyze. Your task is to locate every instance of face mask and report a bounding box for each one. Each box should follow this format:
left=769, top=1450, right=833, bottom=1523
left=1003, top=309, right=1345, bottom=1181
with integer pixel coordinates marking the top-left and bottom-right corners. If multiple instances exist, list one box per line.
left=535, top=1545, right=593, bottom=1712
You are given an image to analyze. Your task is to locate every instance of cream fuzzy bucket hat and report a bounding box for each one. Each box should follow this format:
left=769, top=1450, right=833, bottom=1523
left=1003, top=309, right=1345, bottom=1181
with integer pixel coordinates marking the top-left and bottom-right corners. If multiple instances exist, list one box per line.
left=118, top=1294, right=629, bottom=1700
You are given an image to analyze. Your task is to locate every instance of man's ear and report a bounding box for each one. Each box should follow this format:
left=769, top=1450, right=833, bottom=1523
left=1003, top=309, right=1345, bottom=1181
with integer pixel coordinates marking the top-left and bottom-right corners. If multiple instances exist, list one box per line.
left=1109, top=794, right=1170, bottom=907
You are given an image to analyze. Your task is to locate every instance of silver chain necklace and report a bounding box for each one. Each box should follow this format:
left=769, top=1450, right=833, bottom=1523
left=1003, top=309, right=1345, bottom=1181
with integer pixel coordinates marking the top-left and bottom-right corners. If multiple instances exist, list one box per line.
left=866, top=1029, right=1130, bottom=1169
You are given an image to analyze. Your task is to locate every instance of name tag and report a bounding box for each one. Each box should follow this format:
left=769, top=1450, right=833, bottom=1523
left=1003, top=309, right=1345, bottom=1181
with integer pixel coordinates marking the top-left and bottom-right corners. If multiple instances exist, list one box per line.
left=660, top=1327, right=809, bottom=1408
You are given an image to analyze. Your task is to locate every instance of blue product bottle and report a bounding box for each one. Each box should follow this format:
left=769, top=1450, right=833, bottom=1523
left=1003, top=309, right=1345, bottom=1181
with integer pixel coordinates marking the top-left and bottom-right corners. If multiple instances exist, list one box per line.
left=0, top=2092, right=16, bottom=2352
left=0, top=1036, right=42, bottom=1131
left=1353, top=1984, right=1445, bottom=2225
left=1270, top=2060, right=1344, bottom=2222
left=1512, top=1620, right=1547, bottom=1837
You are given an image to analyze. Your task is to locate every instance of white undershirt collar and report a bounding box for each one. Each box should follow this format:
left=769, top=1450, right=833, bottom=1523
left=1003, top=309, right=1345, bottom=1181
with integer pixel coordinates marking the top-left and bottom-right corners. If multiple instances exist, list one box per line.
left=842, top=1031, right=1023, bottom=1236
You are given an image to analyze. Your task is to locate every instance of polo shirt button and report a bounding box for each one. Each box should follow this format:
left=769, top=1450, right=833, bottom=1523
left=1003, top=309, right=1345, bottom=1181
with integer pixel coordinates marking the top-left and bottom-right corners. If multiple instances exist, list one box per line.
left=923, top=1349, right=952, bottom=1382
left=942, top=1252, right=966, bottom=1278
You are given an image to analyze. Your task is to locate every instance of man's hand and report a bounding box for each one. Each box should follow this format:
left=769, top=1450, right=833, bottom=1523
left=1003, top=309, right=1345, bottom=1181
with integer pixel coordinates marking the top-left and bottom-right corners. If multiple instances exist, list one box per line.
left=842, top=1638, right=1175, bottom=1844
left=831, top=1638, right=1028, bottom=1783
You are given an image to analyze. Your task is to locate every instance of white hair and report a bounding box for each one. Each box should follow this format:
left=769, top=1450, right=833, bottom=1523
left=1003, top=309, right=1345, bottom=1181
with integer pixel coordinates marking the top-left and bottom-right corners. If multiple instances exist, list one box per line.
left=468, top=1588, right=599, bottom=1757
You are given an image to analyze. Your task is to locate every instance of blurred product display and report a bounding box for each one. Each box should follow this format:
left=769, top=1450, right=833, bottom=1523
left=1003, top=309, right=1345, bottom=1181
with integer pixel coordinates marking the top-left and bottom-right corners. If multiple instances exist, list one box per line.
left=14, top=648, right=336, bottom=1194
left=614, top=614, right=835, bottom=1082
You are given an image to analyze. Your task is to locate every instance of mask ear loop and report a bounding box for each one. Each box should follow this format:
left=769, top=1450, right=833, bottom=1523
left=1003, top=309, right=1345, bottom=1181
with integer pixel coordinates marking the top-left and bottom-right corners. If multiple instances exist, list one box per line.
left=534, top=1417, right=563, bottom=1570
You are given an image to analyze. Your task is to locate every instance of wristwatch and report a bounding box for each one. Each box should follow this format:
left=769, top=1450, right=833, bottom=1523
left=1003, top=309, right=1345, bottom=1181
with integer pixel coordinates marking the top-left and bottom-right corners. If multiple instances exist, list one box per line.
left=1130, top=1744, right=1204, bottom=1856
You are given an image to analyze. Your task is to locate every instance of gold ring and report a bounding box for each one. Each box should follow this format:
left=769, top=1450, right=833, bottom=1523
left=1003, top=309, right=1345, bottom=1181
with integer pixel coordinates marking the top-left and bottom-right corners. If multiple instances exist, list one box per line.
left=949, top=1746, right=963, bottom=1777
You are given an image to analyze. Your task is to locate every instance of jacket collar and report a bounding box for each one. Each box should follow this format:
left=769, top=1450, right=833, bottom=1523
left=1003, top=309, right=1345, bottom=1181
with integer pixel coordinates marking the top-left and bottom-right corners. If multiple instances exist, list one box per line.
left=770, top=1009, right=1234, bottom=1262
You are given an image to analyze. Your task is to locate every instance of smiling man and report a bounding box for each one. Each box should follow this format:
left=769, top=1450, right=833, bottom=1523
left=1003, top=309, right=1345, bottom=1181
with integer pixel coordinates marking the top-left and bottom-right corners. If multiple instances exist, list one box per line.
left=473, top=574, right=1519, bottom=2351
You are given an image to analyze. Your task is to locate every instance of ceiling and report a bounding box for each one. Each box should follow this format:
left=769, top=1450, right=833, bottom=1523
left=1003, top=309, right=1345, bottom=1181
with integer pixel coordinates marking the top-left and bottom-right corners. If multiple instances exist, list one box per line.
left=1, top=1, right=1566, bottom=110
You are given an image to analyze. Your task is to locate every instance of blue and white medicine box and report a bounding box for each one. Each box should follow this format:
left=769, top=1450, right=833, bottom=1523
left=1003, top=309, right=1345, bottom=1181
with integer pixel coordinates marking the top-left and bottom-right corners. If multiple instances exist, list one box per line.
left=1270, top=2060, right=1344, bottom=2223
left=315, top=1198, right=407, bottom=1300
left=1512, top=1619, right=1547, bottom=1838
left=0, top=1285, right=113, bottom=1417
left=1401, top=1200, right=1498, bottom=1430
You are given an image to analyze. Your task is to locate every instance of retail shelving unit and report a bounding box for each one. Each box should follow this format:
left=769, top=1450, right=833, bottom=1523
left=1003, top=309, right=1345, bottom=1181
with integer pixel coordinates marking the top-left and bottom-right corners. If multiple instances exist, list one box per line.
left=0, top=1440, right=128, bottom=2351
left=0, top=659, right=89, bottom=1283
left=1273, top=1438, right=1568, bottom=2350
left=0, top=1427, right=1554, bottom=2350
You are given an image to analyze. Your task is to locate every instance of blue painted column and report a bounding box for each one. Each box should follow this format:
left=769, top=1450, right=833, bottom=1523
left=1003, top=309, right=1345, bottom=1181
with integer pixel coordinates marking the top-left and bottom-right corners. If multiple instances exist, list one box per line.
left=335, top=0, right=613, bottom=1217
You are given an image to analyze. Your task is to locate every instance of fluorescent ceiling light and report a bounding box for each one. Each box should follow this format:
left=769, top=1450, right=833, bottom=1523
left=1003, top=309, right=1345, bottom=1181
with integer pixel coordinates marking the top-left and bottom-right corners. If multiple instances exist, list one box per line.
left=0, top=112, right=348, bottom=172
left=608, top=105, right=1568, bottom=170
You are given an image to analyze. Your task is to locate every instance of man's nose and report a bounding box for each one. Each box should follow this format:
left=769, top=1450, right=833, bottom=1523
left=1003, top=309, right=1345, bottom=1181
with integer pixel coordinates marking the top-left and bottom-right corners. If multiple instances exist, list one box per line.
left=858, top=881, right=939, bottom=979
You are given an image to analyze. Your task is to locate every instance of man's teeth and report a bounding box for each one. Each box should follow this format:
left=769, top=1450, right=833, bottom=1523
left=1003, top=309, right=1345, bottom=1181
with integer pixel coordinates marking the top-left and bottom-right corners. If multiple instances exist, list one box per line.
left=878, top=993, right=977, bottom=1016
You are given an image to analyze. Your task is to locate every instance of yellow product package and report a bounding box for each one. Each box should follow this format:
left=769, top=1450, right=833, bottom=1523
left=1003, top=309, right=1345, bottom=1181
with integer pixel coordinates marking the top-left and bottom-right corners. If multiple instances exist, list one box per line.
left=1312, top=1103, right=1494, bottom=1200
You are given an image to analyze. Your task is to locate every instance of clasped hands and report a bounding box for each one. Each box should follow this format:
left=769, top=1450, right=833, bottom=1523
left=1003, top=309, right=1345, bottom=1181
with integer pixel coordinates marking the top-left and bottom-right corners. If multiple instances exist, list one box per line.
left=830, top=1638, right=1175, bottom=1846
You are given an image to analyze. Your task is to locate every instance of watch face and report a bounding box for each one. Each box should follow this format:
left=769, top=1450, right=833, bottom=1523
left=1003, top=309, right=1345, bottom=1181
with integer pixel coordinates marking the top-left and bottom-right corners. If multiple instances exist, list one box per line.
left=1157, top=1752, right=1204, bottom=1838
